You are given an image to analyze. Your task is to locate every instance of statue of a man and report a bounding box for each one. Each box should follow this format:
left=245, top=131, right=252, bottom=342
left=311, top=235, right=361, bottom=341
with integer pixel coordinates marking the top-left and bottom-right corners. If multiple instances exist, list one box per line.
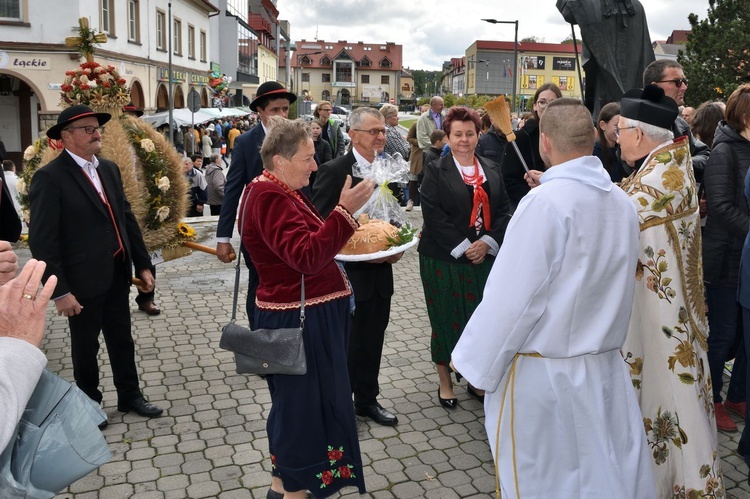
left=557, top=0, right=655, bottom=118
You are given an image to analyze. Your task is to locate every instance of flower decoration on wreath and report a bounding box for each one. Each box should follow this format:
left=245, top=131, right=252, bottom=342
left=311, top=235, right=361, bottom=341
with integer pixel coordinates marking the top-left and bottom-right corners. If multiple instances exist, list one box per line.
left=20, top=17, right=191, bottom=252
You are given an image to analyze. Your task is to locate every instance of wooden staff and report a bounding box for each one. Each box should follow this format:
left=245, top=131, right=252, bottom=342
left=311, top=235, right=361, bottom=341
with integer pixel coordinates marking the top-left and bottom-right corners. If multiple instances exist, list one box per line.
left=132, top=242, right=235, bottom=287
left=485, top=95, right=531, bottom=174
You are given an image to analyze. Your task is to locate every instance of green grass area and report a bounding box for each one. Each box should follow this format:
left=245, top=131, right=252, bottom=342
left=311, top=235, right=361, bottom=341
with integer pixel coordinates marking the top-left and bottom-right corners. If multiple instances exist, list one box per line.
left=399, top=118, right=417, bottom=130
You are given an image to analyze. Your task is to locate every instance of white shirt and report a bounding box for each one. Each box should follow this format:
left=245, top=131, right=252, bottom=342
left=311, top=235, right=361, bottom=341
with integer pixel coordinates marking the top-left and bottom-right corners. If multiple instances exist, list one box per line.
left=3, top=170, right=22, bottom=217
left=66, top=150, right=104, bottom=198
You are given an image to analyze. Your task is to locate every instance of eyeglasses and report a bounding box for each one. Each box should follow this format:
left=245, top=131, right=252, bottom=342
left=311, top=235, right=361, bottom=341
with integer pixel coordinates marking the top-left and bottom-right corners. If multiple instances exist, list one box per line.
left=65, top=125, right=103, bottom=135
left=318, top=108, right=333, bottom=112
left=655, top=78, right=689, bottom=88
left=615, top=126, right=638, bottom=138
left=353, top=128, right=386, bottom=136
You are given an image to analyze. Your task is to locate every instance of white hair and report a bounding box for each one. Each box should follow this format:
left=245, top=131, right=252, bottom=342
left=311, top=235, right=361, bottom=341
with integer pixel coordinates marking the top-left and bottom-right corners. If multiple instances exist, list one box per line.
left=619, top=116, right=674, bottom=143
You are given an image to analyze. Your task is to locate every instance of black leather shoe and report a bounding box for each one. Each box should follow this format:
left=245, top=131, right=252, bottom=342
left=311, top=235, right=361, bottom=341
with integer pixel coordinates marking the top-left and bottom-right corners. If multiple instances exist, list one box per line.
left=438, top=389, right=458, bottom=409
left=118, top=397, right=164, bottom=417
left=266, top=489, right=283, bottom=499
left=138, top=300, right=161, bottom=316
left=467, top=386, right=485, bottom=403
left=98, top=419, right=108, bottom=430
left=355, top=402, right=398, bottom=426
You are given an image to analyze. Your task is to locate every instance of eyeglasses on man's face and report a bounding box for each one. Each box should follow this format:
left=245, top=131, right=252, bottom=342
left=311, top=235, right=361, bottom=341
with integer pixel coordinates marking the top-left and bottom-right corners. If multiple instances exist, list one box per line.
left=353, top=128, right=386, bottom=136
left=318, top=107, right=333, bottom=113
left=65, top=125, right=103, bottom=135
left=655, top=78, right=689, bottom=88
left=615, top=125, right=637, bottom=138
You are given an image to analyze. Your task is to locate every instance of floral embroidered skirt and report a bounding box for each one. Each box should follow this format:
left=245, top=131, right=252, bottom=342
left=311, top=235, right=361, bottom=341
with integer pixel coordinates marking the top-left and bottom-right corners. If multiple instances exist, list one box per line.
left=419, top=254, right=493, bottom=365
left=256, top=297, right=366, bottom=497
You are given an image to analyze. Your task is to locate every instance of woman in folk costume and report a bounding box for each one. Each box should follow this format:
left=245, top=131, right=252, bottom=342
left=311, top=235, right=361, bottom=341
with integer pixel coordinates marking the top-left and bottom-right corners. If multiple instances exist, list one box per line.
left=618, top=85, right=725, bottom=497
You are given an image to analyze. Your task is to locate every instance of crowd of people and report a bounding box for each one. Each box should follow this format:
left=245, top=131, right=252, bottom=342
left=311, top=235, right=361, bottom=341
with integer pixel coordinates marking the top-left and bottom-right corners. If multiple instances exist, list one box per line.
left=3, top=54, right=750, bottom=497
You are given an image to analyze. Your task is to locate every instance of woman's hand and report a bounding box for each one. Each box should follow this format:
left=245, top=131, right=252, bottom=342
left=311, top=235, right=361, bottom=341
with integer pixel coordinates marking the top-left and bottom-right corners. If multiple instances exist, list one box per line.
left=338, top=175, right=375, bottom=214
left=524, top=170, right=543, bottom=189
left=465, top=240, right=490, bottom=265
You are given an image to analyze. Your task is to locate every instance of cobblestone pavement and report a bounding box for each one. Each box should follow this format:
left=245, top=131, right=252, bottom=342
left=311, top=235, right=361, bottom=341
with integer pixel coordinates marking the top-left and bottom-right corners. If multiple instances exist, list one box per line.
left=12, top=208, right=750, bottom=498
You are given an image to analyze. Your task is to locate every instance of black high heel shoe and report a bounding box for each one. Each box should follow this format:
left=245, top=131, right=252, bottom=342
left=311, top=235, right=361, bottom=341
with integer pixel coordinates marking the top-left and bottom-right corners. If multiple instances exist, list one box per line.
left=467, top=386, right=485, bottom=403
left=438, top=388, right=458, bottom=409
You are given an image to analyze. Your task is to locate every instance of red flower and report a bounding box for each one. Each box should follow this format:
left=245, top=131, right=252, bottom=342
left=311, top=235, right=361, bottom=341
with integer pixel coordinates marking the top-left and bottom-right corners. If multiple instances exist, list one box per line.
left=321, top=470, right=333, bottom=485
left=452, top=322, right=460, bottom=330
left=102, top=81, right=111, bottom=88
left=339, top=466, right=352, bottom=479
left=466, top=293, right=476, bottom=302
left=79, top=84, right=90, bottom=90
left=436, top=269, right=443, bottom=278
left=65, top=70, right=75, bottom=76
left=117, top=78, right=126, bottom=85
left=60, top=84, right=73, bottom=92
left=328, top=448, right=343, bottom=462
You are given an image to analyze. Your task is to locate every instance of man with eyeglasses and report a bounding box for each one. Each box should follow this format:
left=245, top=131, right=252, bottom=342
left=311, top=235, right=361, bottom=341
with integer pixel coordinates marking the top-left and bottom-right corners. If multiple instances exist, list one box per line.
left=28, top=104, right=163, bottom=425
left=643, top=60, right=709, bottom=181
left=312, top=107, right=402, bottom=427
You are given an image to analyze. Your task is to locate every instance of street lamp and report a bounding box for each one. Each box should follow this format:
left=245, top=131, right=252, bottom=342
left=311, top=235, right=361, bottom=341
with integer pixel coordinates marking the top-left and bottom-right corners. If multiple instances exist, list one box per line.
left=295, top=51, right=323, bottom=116
left=481, top=19, right=518, bottom=112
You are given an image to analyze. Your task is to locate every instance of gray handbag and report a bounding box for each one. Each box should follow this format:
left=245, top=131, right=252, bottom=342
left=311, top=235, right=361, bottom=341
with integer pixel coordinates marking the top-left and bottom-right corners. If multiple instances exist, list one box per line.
left=0, top=369, right=112, bottom=498
left=219, top=183, right=307, bottom=376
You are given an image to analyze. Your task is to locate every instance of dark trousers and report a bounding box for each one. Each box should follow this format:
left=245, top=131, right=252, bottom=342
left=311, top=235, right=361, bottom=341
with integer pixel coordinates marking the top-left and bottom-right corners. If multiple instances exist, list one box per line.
left=706, top=284, right=746, bottom=403
left=349, top=294, right=391, bottom=407
left=210, top=204, right=222, bottom=216
left=68, top=260, right=142, bottom=404
left=408, top=180, right=420, bottom=206
left=738, top=307, right=750, bottom=466
left=135, top=265, right=156, bottom=305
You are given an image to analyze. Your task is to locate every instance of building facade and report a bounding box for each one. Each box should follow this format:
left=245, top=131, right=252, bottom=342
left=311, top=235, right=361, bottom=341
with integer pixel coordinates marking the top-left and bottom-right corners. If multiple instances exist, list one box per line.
left=285, top=39, right=403, bottom=109
left=0, top=0, right=217, bottom=164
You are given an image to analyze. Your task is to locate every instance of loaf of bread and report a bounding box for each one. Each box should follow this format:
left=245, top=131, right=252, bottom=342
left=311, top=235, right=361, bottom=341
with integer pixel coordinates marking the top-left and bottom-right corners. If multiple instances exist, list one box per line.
left=340, top=215, right=399, bottom=255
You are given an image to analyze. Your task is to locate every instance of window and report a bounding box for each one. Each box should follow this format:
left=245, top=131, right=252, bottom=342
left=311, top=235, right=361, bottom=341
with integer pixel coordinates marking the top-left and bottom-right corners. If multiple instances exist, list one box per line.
left=200, top=30, right=207, bottom=62
left=322, top=73, right=331, bottom=83
left=300, top=55, right=311, bottom=65
left=237, top=23, right=258, bottom=76
left=380, top=58, right=392, bottom=68
left=101, top=0, right=114, bottom=35
left=188, top=25, right=195, bottom=59
left=381, top=75, right=389, bottom=85
left=334, top=61, right=353, bottom=84
left=359, top=57, right=371, bottom=67
left=156, top=9, right=166, bottom=50
left=361, top=74, right=370, bottom=84
left=302, top=73, right=310, bottom=83
left=320, top=56, right=331, bottom=66
left=127, top=0, right=140, bottom=42
left=0, top=0, right=21, bottom=20
left=173, top=18, right=182, bottom=55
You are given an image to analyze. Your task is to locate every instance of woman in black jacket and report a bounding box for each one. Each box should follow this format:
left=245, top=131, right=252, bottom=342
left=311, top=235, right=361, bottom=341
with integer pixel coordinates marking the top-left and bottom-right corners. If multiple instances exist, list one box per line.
left=703, top=84, right=750, bottom=432
left=499, top=83, right=561, bottom=210
left=418, top=107, right=511, bottom=409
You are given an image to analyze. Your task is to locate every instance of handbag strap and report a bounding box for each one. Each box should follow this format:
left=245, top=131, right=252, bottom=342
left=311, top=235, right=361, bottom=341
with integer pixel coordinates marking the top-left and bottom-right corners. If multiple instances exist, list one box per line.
left=231, top=182, right=306, bottom=329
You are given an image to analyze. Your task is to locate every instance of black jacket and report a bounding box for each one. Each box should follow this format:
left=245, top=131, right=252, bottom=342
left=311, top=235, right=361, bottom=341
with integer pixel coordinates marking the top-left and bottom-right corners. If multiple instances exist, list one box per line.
left=418, top=153, right=511, bottom=263
left=702, top=122, right=750, bottom=287
left=675, top=116, right=710, bottom=184
left=500, top=119, right=542, bottom=208
left=477, top=126, right=507, bottom=168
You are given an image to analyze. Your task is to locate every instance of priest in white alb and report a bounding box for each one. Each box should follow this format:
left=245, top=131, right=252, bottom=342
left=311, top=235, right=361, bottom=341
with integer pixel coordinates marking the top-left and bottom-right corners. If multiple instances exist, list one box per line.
left=452, top=98, right=656, bottom=498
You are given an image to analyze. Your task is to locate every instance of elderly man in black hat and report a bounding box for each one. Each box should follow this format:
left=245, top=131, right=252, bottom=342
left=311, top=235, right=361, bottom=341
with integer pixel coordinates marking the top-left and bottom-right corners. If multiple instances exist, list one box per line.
left=617, top=86, right=724, bottom=495
left=214, top=81, right=296, bottom=328
left=28, top=104, right=163, bottom=425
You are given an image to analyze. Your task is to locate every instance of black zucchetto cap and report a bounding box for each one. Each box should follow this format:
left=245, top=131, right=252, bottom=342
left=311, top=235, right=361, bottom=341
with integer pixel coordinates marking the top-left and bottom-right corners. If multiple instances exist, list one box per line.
left=620, top=84, right=678, bottom=130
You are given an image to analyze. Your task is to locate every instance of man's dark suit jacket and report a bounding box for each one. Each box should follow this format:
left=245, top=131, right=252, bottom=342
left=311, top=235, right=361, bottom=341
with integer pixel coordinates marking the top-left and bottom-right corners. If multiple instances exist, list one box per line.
left=28, top=150, right=151, bottom=300
left=312, top=150, right=393, bottom=301
left=217, top=124, right=265, bottom=239
left=0, top=169, right=21, bottom=242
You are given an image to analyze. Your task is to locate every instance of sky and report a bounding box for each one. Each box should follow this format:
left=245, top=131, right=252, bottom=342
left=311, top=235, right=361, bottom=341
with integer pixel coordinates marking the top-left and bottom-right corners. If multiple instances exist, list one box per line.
left=276, top=0, right=712, bottom=70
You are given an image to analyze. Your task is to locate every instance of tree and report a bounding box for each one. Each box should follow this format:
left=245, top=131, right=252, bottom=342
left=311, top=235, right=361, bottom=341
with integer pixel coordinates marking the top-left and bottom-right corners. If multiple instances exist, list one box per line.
left=678, top=0, right=750, bottom=105
left=411, top=69, right=443, bottom=97
left=520, top=36, right=543, bottom=44
left=560, top=35, right=575, bottom=44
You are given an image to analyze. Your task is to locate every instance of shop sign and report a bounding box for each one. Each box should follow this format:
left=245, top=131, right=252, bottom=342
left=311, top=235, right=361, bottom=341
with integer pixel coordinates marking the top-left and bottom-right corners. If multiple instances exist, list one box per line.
left=0, top=51, right=50, bottom=70
left=158, top=67, right=187, bottom=83
left=190, top=73, right=209, bottom=85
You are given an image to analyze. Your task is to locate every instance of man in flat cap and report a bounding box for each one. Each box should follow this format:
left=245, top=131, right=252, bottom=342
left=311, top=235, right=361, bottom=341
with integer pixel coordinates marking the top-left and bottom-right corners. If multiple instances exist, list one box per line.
left=29, top=104, right=163, bottom=425
left=618, top=86, right=725, bottom=496
left=215, top=82, right=296, bottom=328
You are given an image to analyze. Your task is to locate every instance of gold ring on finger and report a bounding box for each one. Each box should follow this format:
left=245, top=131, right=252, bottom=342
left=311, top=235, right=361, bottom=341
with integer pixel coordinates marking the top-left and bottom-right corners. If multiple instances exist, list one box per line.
left=22, top=293, right=33, bottom=300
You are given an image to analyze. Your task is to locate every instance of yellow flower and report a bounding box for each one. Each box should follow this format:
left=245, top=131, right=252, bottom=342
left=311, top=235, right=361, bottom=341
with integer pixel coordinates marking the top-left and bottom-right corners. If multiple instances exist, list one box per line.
left=156, top=176, right=170, bottom=192
left=662, top=165, right=685, bottom=191
left=140, top=138, right=155, bottom=153
left=177, top=222, right=196, bottom=238
left=16, top=178, right=26, bottom=195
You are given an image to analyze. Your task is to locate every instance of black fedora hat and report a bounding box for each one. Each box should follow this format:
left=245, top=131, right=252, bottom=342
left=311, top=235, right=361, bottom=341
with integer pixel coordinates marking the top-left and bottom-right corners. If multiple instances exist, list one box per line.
left=620, top=85, right=678, bottom=130
left=249, top=81, right=296, bottom=112
left=122, top=101, right=144, bottom=117
left=47, top=104, right=111, bottom=140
